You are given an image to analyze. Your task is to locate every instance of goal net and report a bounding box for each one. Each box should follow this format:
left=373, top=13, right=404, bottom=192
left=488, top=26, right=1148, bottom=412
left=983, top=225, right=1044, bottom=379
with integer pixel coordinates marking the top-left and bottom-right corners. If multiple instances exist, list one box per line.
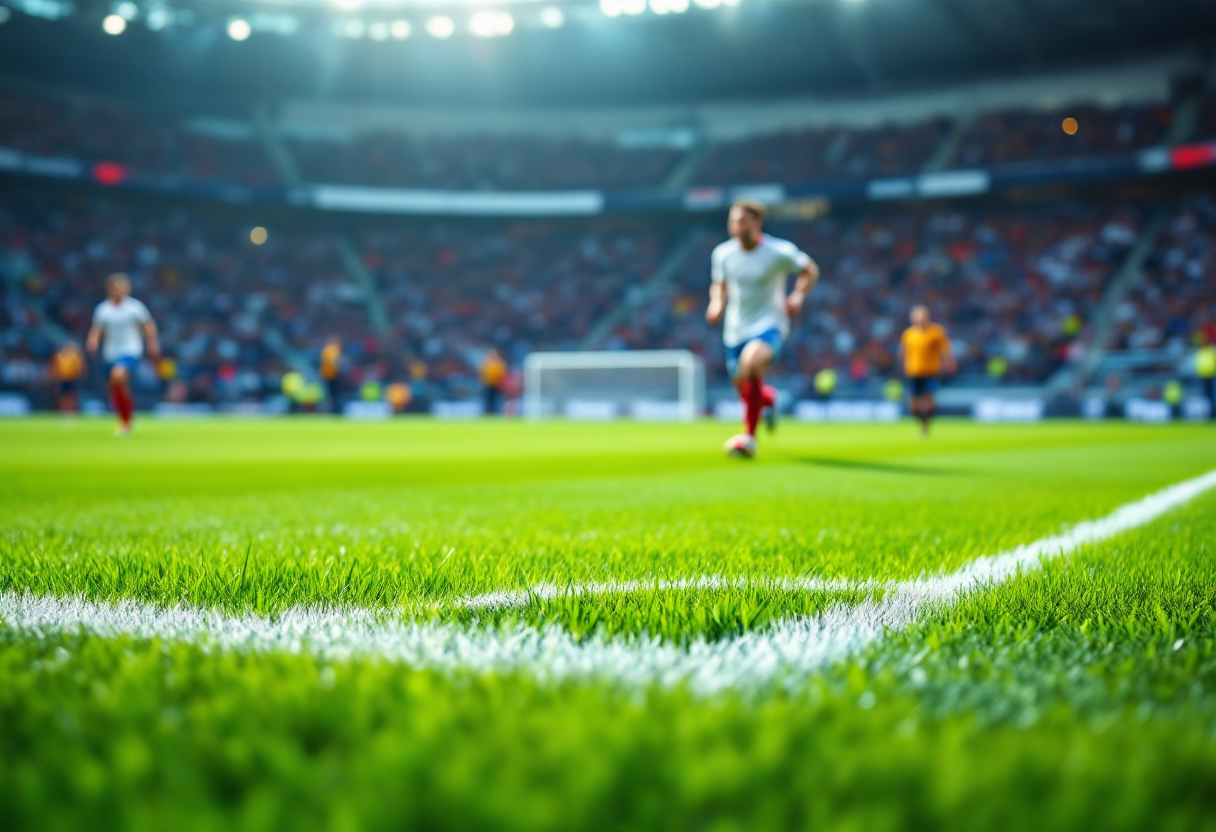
left=523, top=350, right=705, bottom=421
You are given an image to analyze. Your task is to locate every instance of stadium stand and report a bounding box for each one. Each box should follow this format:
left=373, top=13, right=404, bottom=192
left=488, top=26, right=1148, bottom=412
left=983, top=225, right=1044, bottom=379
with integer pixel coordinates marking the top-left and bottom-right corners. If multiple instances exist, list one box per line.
left=3, top=187, right=1172, bottom=409
left=690, top=119, right=951, bottom=184
left=952, top=103, right=1173, bottom=167
left=0, top=82, right=274, bottom=186
left=285, top=132, right=684, bottom=191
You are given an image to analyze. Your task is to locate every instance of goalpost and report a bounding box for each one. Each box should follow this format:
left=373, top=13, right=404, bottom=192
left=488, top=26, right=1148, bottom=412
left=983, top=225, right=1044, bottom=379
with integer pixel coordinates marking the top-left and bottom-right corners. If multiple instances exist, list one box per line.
left=524, top=350, right=705, bottom=421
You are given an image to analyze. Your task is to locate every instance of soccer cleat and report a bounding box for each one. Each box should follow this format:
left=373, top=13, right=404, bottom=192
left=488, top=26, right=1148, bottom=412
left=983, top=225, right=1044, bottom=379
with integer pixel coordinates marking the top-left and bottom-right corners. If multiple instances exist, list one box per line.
left=115, top=424, right=131, bottom=437
left=723, top=434, right=757, bottom=459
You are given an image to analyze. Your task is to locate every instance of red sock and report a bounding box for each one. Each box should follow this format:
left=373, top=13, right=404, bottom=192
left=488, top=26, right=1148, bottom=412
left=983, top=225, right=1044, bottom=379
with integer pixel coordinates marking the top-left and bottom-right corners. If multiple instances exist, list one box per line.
left=110, top=381, right=133, bottom=426
left=762, top=384, right=776, bottom=408
left=742, top=379, right=765, bottom=437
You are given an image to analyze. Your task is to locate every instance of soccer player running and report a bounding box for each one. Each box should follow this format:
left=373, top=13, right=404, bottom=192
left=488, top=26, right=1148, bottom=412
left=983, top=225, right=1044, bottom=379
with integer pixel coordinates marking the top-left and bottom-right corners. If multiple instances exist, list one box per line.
left=707, top=200, right=820, bottom=458
left=86, top=273, right=159, bottom=436
left=899, top=305, right=956, bottom=437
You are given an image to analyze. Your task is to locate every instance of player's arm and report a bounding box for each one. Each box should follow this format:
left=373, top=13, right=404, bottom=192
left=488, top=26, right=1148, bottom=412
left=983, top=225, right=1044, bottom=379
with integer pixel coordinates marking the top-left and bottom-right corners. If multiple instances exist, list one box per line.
left=785, top=256, right=820, bottom=315
left=85, top=324, right=102, bottom=355
left=706, top=249, right=727, bottom=326
left=706, top=281, right=727, bottom=326
left=142, top=318, right=161, bottom=361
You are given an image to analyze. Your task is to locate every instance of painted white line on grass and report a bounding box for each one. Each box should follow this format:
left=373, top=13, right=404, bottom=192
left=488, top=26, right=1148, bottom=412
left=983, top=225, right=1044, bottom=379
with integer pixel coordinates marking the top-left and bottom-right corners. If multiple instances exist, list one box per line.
left=3, top=469, right=1215, bottom=694
left=456, top=574, right=866, bottom=611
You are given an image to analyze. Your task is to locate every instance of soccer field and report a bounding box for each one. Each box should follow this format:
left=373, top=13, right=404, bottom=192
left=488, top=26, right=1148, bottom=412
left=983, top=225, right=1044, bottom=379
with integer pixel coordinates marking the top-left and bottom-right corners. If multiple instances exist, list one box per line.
left=2, top=417, right=1216, bottom=831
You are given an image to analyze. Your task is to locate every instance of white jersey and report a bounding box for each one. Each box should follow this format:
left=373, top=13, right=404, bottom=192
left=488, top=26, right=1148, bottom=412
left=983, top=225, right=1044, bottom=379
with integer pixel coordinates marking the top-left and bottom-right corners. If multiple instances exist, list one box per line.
left=711, top=234, right=812, bottom=347
left=93, top=297, right=151, bottom=362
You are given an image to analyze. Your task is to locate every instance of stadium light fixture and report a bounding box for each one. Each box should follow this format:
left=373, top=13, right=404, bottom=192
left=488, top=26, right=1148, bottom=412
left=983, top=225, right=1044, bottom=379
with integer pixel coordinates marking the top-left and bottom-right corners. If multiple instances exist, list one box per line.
left=368, top=20, right=388, bottom=40
left=227, top=18, right=251, bottom=40
left=250, top=227, right=268, bottom=245
left=622, top=0, right=646, bottom=15
left=145, top=6, right=169, bottom=30
left=470, top=10, right=512, bottom=37
left=599, top=0, right=621, bottom=16
left=390, top=19, right=410, bottom=38
left=114, top=1, right=137, bottom=20
left=649, top=0, right=670, bottom=14
left=669, top=0, right=689, bottom=12
left=426, top=14, right=454, bottom=38
left=539, top=6, right=563, bottom=28
left=102, top=13, right=126, bottom=33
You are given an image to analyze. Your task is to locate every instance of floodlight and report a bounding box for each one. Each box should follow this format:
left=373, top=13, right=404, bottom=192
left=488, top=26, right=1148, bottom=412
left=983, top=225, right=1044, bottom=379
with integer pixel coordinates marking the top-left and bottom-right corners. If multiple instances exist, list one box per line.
left=102, top=13, right=126, bottom=33
left=114, top=1, right=137, bottom=20
left=669, top=0, right=689, bottom=11
left=650, top=0, right=670, bottom=14
left=250, top=227, right=268, bottom=245
left=145, top=6, right=169, bottom=29
left=599, top=0, right=621, bottom=16
left=369, top=20, right=388, bottom=40
left=622, top=0, right=646, bottom=15
left=390, top=19, right=410, bottom=38
left=539, top=6, right=563, bottom=28
left=227, top=18, right=251, bottom=40
left=426, top=14, right=454, bottom=37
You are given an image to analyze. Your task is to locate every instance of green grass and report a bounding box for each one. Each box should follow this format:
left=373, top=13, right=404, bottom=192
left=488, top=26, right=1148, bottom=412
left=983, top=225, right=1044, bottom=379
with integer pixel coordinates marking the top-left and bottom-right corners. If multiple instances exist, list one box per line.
left=2, top=417, right=1216, bottom=830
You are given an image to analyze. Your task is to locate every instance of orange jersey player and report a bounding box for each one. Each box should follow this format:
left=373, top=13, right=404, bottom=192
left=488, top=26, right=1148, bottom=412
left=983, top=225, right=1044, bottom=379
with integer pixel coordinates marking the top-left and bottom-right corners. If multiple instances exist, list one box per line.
left=899, top=305, right=956, bottom=436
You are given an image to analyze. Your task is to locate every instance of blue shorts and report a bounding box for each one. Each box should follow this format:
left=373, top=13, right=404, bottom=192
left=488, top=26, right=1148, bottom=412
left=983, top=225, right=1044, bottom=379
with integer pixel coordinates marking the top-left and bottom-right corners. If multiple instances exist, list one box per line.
left=908, top=375, right=939, bottom=397
left=106, top=355, right=141, bottom=377
left=726, top=328, right=783, bottom=378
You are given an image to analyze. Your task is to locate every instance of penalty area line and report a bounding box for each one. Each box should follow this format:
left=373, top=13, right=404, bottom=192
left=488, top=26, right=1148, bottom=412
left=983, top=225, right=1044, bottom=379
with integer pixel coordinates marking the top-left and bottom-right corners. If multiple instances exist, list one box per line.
left=2, top=468, right=1214, bottom=695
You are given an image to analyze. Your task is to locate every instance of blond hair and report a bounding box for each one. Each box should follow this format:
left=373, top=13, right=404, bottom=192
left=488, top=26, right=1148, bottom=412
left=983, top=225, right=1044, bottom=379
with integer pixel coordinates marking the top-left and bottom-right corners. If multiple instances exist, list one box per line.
left=731, top=199, right=768, bottom=222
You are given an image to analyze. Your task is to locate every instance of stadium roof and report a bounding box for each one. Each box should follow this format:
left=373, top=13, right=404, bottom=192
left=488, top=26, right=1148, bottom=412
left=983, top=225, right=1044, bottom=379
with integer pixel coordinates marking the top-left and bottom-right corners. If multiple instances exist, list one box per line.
left=0, top=0, right=1212, bottom=109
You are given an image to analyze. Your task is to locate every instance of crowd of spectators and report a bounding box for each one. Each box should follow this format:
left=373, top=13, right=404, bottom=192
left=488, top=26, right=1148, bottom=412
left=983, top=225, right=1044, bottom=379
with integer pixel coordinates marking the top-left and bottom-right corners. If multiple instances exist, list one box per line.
left=0, top=194, right=369, bottom=409
left=0, top=82, right=275, bottom=186
left=952, top=103, right=1172, bottom=168
left=1112, top=197, right=1216, bottom=354
left=287, top=133, right=683, bottom=191
left=692, top=119, right=950, bottom=185
left=2, top=78, right=1193, bottom=196
left=7, top=185, right=1212, bottom=412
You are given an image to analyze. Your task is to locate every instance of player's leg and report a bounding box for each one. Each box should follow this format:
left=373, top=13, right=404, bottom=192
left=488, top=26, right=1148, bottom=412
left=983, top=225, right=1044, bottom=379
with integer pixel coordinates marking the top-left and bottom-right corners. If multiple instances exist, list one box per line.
left=108, top=361, right=135, bottom=433
left=736, top=339, right=775, bottom=438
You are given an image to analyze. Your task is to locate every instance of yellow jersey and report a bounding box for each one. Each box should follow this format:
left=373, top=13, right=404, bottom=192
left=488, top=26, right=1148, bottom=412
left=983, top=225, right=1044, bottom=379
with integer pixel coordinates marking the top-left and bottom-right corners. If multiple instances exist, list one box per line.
left=320, top=344, right=341, bottom=381
left=52, top=349, right=85, bottom=381
left=901, top=323, right=950, bottom=378
left=480, top=356, right=507, bottom=388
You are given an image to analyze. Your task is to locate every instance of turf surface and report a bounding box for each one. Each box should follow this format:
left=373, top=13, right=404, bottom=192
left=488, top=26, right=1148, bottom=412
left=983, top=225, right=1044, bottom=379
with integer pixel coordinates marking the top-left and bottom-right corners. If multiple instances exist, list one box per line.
left=2, top=417, right=1215, bottom=830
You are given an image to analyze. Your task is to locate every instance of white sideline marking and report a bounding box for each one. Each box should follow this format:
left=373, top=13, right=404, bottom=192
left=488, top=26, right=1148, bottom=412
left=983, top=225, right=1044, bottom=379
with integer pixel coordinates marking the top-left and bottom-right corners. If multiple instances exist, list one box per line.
left=3, top=469, right=1215, bottom=694
left=456, top=574, right=866, bottom=611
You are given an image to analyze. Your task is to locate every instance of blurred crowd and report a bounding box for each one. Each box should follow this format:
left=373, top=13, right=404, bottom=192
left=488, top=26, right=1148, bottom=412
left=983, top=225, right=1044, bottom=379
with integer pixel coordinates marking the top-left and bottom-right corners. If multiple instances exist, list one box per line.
left=7, top=185, right=1210, bottom=412
left=287, top=133, right=682, bottom=191
left=1112, top=197, right=1216, bottom=353
left=0, top=82, right=274, bottom=185
left=1, top=80, right=1198, bottom=193
left=692, top=119, right=950, bottom=185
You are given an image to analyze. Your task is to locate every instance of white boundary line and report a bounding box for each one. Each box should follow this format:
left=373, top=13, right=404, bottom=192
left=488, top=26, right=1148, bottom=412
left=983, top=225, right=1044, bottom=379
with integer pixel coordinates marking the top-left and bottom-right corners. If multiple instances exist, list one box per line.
left=3, top=469, right=1215, bottom=695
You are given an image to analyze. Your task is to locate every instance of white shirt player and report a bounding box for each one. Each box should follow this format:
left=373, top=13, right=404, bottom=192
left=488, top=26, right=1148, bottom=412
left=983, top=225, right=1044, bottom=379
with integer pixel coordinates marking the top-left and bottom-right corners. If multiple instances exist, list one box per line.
left=92, top=297, right=152, bottom=363
left=711, top=234, right=812, bottom=348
